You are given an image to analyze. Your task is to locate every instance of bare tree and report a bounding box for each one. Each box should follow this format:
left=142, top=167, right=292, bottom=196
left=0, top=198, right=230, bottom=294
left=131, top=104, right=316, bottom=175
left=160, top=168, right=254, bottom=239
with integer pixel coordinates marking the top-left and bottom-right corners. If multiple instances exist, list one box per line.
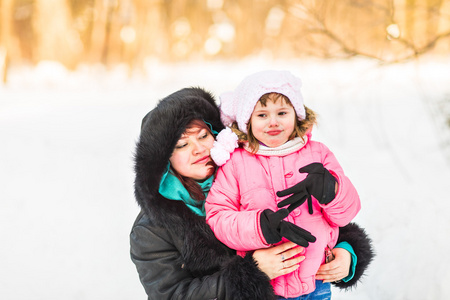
left=283, top=0, right=450, bottom=63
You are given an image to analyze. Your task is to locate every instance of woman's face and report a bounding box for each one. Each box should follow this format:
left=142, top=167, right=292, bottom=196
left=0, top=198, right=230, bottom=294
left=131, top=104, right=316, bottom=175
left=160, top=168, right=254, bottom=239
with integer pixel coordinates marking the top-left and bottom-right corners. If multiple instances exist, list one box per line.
left=169, top=125, right=215, bottom=181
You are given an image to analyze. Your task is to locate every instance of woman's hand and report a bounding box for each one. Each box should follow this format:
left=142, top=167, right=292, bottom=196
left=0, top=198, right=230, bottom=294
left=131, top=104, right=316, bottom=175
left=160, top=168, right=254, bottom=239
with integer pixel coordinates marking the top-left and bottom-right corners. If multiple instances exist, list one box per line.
left=316, top=247, right=351, bottom=283
left=253, top=242, right=305, bottom=280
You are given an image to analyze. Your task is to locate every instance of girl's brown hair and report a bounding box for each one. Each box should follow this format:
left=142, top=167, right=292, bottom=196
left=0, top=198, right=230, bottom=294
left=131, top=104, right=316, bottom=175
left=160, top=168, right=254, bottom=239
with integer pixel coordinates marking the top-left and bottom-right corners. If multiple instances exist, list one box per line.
left=231, top=92, right=317, bottom=153
left=170, top=119, right=216, bottom=201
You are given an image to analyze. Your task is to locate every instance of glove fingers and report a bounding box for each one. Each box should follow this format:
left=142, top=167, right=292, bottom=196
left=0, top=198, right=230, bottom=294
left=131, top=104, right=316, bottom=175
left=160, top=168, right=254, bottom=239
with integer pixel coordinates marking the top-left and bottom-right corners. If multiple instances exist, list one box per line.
left=281, top=227, right=309, bottom=248
left=272, top=208, right=289, bottom=220
left=288, top=224, right=316, bottom=243
left=286, top=196, right=308, bottom=213
left=283, top=235, right=309, bottom=247
left=299, top=162, right=325, bottom=174
left=307, top=195, right=313, bottom=215
left=279, top=221, right=317, bottom=247
left=277, top=192, right=308, bottom=208
left=276, top=182, right=304, bottom=197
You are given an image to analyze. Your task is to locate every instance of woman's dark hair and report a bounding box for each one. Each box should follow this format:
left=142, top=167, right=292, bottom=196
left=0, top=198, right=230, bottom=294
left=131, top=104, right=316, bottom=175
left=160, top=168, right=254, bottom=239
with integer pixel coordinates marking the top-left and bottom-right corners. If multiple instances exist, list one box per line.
left=170, top=119, right=216, bottom=201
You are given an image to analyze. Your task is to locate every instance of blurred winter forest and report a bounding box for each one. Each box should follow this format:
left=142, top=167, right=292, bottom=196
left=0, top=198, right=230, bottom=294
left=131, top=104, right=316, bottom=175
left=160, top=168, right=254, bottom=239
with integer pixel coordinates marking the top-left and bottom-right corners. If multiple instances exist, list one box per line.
left=1, top=0, right=450, bottom=81
left=2, top=0, right=449, bottom=137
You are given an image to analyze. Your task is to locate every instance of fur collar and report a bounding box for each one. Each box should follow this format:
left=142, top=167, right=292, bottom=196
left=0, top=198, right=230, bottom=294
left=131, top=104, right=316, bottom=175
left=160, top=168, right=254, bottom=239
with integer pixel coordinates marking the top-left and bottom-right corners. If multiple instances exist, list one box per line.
left=133, top=87, right=229, bottom=275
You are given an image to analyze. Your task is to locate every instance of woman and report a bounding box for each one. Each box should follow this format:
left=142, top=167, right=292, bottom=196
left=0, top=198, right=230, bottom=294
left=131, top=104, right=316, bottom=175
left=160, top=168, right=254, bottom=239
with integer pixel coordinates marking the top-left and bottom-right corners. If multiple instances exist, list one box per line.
left=130, top=87, right=373, bottom=299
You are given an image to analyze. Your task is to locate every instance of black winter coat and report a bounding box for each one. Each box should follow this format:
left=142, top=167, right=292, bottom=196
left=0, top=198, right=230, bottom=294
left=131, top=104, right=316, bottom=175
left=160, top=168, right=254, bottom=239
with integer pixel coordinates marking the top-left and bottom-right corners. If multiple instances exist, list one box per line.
left=130, top=87, right=373, bottom=300
left=130, top=208, right=276, bottom=300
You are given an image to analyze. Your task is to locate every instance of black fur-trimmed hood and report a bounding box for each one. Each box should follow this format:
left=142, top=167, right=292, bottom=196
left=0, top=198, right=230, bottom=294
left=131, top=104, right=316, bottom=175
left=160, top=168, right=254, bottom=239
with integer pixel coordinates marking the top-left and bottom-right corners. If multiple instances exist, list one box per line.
left=131, top=88, right=277, bottom=299
left=133, top=87, right=225, bottom=220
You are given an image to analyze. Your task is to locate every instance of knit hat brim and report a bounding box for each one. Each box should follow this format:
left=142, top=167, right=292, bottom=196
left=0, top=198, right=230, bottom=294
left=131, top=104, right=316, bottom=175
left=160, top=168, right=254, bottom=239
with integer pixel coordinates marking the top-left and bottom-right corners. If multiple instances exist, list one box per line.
left=219, top=70, right=306, bottom=134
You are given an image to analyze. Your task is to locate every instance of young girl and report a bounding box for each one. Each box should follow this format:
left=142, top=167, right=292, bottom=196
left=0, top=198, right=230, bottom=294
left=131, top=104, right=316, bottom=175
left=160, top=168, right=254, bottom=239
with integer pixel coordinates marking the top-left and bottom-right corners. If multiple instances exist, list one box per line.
left=205, top=70, right=361, bottom=299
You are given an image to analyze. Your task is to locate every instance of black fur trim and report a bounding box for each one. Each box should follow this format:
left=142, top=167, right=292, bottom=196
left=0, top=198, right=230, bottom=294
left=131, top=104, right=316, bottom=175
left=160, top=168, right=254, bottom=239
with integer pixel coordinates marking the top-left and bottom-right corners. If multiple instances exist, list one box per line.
left=134, top=87, right=224, bottom=222
left=333, top=222, right=375, bottom=289
left=133, top=86, right=234, bottom=276
left=223, top=253, right=276, bottom=300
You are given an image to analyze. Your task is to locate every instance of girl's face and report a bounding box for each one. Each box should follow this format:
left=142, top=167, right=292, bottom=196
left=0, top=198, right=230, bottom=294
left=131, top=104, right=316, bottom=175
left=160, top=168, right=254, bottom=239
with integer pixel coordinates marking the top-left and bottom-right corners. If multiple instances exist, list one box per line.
left=249, top=96, right=296, bottom=148
left=169, top=125, right=215, bottom=181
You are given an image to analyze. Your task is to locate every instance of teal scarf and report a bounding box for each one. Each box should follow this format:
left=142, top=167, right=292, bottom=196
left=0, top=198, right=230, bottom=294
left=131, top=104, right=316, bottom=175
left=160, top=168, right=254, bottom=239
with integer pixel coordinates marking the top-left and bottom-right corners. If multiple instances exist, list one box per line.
left=158, top=164, right=214, bottom=216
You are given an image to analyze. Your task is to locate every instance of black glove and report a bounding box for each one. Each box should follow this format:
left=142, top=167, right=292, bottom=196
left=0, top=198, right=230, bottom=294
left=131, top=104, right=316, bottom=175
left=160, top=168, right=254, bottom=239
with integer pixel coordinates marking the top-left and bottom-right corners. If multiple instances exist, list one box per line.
left=277, top=163, right=338, bottom=214
left=260, top=208, right=316, bottom=247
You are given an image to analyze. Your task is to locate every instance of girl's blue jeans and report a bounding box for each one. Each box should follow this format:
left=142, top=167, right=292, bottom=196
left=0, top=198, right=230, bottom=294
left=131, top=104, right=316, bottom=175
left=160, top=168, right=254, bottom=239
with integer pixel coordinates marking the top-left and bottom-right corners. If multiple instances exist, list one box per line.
left=277, top=280, right=331, bottom=300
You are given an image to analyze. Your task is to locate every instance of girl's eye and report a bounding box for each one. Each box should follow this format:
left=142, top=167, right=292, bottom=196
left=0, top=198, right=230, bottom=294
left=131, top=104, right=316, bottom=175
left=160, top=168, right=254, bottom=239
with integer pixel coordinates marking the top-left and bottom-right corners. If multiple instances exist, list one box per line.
left=257, top=114, right=266, bottom=118
left=199, top=133, right=208, bottom=139
left=279, top=112, right=287, bottom=116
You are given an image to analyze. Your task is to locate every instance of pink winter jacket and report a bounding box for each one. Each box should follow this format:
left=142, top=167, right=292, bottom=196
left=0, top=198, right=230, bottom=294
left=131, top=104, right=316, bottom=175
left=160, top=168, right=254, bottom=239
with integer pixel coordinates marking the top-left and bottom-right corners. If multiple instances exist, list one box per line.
left=205, top=137, right=361, bottom=298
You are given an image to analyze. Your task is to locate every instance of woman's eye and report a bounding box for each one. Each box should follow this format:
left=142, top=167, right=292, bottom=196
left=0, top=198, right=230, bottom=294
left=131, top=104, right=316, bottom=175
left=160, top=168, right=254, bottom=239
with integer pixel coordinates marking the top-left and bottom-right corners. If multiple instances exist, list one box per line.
left=198, top=129, right=210, bottom=139
left=175, top=143, right=187, bottom=149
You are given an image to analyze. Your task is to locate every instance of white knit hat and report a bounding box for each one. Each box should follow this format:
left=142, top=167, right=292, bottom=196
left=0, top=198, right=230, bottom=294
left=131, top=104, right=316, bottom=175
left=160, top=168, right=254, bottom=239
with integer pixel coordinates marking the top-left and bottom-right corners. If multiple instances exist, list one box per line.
left=219, top=70, right=305, bottom=134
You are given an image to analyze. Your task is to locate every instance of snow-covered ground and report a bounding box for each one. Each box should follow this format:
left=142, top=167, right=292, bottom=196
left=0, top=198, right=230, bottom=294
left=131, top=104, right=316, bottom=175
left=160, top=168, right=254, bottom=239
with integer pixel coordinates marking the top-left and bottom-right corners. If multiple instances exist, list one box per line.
left=1, top=56, right=449, bottom=300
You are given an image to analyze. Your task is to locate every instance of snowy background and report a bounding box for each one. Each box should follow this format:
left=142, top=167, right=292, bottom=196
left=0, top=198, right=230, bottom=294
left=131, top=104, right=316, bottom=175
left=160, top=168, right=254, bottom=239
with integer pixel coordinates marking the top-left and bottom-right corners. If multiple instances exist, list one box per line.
left=1, top=56, right=450, bottom=299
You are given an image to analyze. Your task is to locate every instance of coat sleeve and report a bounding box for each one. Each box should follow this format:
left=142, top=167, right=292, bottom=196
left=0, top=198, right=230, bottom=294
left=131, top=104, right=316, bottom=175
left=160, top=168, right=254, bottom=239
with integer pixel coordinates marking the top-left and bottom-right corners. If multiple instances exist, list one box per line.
left=205, top=158, right=269, bottom=251
left=130, top=223, right=275, bottom=300
left=333, top=222, right=375, bottom=289
left=319, top=143, right=361, bottom=226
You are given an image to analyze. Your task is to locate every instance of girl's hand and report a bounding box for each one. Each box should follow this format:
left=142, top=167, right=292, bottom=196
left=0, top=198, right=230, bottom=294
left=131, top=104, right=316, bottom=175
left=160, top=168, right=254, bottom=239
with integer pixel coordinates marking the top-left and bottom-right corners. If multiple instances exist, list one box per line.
left=253, top=242, right=305, bottom=280
left=316, top=247, right=351, bottom=283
